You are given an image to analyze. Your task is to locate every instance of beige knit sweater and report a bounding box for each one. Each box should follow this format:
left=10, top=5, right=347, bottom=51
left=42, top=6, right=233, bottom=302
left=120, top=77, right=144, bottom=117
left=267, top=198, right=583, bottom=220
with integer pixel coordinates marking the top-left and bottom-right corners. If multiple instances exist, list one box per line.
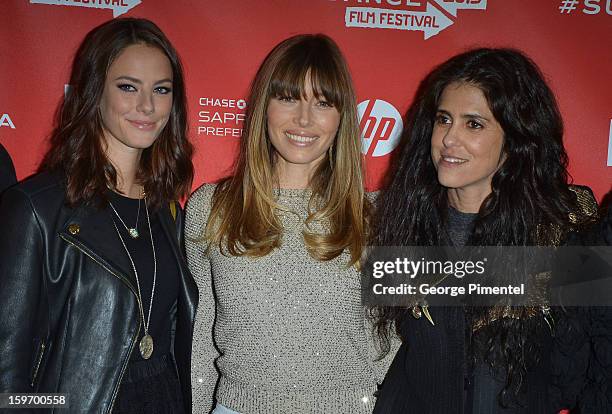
left=186, top=184, right=395, bottom=414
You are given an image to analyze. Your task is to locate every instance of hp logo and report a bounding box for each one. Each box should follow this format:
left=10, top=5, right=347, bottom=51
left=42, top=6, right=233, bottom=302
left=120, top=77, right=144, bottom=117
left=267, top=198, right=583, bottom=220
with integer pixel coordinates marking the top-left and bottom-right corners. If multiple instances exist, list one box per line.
left=358, top=99, right=403, bottom=157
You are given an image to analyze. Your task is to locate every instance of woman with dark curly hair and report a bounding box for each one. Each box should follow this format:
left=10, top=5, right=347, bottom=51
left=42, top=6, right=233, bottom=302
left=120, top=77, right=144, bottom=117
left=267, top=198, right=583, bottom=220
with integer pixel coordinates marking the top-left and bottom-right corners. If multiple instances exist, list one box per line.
left=369, top=48, right=597, bottom=413
left=0, top=18, right=197, bottom=413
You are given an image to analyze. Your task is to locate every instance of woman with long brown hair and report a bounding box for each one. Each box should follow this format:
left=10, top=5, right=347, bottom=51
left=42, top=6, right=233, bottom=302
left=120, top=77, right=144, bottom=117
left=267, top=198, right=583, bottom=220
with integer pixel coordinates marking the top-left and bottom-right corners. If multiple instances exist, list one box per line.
left=0, top=18, right=196, bottom=413
left=187, top=34, right=386, bottom=413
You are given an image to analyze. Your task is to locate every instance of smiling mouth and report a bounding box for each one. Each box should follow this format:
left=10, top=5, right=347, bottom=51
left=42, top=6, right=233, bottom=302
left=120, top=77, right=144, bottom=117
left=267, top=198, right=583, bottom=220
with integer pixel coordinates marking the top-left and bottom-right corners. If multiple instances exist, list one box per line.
left=441, top=156, right=467, bottom=164
left=286, top=132, right=317, bottom=143
left=129, top=120, right=156, bottom=130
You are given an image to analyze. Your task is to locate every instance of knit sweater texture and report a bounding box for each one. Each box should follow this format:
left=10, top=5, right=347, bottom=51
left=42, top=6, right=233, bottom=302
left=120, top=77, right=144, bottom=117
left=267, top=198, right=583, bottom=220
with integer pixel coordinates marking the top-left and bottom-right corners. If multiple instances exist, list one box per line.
left=186, top=184, right=393, bottom=414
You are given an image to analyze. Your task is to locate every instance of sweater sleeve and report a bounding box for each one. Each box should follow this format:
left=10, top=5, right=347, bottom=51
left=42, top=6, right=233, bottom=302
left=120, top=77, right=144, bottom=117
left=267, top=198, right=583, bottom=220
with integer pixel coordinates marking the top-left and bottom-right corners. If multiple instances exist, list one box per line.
left=364, top=316, right=401, bottom=387
left=185, top=184, right=218, bottom=413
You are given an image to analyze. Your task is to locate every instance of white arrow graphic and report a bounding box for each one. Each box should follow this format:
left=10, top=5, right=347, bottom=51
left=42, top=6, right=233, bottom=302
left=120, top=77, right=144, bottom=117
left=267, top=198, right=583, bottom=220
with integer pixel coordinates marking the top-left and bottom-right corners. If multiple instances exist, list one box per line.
left=30, top=0, right=141, bottom=18
left=345, top=3, right=453, bottom=40
left=423, top=2, right=454, bottom=39
left=432, top=0, right=487, bottom=17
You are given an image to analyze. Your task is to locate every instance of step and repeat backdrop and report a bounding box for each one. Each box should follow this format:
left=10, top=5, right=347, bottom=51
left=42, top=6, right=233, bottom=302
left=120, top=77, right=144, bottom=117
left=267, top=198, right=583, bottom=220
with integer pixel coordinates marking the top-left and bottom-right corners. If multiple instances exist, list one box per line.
left=1, top=0, right=611, bottom=201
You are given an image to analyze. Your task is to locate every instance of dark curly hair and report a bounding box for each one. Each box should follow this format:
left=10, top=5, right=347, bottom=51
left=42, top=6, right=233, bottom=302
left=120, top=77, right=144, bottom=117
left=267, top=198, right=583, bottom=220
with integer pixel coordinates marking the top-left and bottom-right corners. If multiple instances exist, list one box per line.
left=370, top=48, right=592, bottom=406
left=40, top=18, right=193, bottom=208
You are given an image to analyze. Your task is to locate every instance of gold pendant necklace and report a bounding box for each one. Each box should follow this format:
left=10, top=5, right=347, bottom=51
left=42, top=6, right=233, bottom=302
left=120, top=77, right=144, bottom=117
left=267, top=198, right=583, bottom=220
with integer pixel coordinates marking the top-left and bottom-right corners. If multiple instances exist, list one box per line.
left=111, top=198, right=157, bottom=359
left=139, top=333, right=154, bottom=360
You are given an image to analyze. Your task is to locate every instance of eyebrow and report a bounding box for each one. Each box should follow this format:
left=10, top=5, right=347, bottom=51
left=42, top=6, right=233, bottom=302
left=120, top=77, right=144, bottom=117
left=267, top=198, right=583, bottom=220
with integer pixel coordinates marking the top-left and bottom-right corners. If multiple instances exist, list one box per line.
left=113, top=76, right=173, bottom=84
left=436, top=109, right=492, bottom=122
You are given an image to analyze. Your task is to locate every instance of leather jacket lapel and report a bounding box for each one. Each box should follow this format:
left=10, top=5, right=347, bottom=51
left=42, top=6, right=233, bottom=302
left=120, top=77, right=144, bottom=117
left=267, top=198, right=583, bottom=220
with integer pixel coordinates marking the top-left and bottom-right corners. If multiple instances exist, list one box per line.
left=58, top=203, right=137, bottom=291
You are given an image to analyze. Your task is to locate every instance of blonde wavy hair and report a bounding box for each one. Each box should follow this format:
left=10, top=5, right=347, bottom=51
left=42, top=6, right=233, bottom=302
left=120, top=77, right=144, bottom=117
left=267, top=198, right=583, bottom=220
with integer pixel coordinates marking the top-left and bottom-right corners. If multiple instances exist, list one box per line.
left=204, top=34, right=369, bottom=266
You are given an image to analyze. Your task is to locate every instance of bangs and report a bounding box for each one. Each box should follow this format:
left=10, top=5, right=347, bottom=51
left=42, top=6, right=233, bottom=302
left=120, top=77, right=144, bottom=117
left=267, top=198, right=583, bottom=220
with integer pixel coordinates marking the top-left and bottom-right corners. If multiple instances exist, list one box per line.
left=269, top=53, right=346, bottom=110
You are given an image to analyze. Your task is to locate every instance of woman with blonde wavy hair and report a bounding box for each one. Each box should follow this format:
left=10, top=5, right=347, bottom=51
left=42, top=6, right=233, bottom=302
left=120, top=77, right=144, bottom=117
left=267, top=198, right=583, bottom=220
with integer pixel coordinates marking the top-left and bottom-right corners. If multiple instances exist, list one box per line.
left=186, top=34, right=386, bottom=413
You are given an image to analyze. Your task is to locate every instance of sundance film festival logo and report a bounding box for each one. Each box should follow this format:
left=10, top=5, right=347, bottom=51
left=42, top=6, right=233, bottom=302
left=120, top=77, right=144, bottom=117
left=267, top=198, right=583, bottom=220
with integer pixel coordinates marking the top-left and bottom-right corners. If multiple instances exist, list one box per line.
left=30, top=0, right=141, bottom=18
left=358, top=99, right=403, bottom=157
left=559, top=0, right=612, bottom=14
left=337, top=0, right=487, bottom=39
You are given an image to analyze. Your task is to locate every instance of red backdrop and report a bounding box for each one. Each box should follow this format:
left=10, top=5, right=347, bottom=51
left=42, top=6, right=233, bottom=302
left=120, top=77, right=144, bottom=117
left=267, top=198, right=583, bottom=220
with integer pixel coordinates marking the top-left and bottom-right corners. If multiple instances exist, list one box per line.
left=1, top=0, right=611, bottom=201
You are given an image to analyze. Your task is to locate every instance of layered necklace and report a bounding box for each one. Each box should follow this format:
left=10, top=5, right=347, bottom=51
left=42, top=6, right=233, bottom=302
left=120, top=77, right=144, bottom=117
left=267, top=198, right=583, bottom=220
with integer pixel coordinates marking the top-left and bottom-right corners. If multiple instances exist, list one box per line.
left=109, top=191, right=157, bottom=359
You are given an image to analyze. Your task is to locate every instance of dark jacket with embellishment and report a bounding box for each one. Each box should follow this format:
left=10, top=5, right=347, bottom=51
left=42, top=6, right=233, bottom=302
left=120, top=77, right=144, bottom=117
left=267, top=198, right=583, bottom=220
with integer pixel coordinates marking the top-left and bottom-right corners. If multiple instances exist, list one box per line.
left=0, top=172, right=198, bottom=413
left=372, top=186, right=599, bottom=414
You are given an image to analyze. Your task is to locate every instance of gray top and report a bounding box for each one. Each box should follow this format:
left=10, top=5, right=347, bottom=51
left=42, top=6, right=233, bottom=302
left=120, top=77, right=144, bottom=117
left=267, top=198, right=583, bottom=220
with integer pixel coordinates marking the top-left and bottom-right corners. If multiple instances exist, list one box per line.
left=447, top=206, right=477, bottom=247
left=185, top=184, right=395, bottom=414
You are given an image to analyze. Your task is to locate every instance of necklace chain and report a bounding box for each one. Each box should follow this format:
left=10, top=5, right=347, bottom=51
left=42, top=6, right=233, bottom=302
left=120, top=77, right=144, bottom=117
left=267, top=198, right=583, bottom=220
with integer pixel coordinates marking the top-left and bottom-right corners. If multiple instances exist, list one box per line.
left=109, top=196, right=141, bottom=239
left=111, top=198, right=157, bottom=348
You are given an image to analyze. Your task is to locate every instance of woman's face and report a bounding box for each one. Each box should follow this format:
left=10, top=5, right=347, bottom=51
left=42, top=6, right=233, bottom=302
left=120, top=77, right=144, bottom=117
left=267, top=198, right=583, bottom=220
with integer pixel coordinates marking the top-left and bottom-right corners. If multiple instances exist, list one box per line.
left=266, top=76, right=340, bottom=183
left=431, top=82, right=505, bottom=202
left=99, top=43, right=173, bottom=161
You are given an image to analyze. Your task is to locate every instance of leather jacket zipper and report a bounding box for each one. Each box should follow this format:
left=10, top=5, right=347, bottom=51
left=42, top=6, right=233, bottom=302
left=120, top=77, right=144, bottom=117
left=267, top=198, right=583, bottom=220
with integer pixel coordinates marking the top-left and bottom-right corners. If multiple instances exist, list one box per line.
left=30, top=340, right=46, bottom=387
left=59, top=235, right=142, bottom=413
left=108, top=320, right=140, bottom=413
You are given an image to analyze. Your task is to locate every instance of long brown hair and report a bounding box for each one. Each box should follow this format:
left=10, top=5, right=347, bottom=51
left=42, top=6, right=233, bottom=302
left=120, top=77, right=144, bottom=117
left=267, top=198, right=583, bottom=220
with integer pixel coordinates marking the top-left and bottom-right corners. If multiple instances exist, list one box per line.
left=40, top=18, right=193, bottom=207
left=205, top=34, right=368, bottom=265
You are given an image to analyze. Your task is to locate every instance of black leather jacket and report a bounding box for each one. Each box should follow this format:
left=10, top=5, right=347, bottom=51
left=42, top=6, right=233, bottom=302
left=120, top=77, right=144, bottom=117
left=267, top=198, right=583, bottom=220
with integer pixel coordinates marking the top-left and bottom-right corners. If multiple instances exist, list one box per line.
left=0, top=172, right=198, bottom=413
